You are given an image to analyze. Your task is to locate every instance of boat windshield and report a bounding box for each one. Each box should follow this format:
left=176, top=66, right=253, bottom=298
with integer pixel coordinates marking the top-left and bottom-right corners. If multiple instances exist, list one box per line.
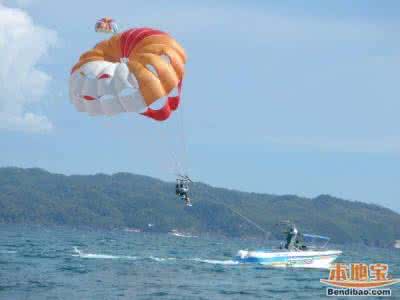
left=302, top=234, right=330, bottom=249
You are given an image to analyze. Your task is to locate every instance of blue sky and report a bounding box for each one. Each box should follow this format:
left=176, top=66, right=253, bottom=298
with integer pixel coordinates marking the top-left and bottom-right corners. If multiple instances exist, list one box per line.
left=1, top=0, right=399, bottom=212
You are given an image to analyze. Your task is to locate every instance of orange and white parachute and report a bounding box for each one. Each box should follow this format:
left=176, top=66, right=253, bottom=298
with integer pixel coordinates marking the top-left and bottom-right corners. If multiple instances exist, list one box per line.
left=69, top=27, right=187, bottom=121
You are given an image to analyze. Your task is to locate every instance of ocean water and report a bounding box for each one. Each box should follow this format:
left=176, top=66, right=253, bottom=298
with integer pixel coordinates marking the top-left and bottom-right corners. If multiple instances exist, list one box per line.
left=0, top=224, right=399, bottom=300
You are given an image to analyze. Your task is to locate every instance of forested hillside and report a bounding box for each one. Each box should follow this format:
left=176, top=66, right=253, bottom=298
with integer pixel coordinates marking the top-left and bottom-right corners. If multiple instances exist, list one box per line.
left=1, top=167, right=399, bottom=246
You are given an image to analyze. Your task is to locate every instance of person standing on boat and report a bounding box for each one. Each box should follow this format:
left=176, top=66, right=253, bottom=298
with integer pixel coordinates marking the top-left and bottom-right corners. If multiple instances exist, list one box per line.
left=285, top=224, right=298, bottom=250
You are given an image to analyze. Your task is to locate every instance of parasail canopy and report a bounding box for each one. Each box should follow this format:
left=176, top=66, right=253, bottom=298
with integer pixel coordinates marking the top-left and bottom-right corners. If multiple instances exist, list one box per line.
left=69, top=27, right=187, bottom=121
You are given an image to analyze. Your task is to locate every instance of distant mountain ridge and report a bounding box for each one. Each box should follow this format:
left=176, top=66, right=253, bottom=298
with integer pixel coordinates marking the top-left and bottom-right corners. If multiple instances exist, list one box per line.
left=0, top=167, right=399, bottom=247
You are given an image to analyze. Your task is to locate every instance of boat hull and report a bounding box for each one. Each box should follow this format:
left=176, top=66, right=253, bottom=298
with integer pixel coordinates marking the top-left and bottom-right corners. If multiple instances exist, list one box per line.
left=235, top=249, right=342, bottom=269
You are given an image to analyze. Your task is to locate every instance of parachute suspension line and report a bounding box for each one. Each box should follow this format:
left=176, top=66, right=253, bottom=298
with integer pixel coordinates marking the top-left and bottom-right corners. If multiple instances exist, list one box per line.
left=158, top=120, right=181, bottom=177
left=226, top=205, right=269, bottom=236
left=162, top=94, right=188, bottom=178
left=169, top=150, right=184, bottom=177
left=177, top=87, right=189, bottom=177
left=156, top=113, right=185, bottom=179
left=202, top=198, right=269, bottom=237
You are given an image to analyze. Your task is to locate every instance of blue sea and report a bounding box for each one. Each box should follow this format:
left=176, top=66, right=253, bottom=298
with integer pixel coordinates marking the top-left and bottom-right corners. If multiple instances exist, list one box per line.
left=1, top=224, right=399, bottom=299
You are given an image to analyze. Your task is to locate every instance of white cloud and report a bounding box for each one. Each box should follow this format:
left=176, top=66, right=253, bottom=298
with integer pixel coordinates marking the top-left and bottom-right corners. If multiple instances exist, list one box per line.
left=1, top=0, right=35, bottom=8
left=15, top=0, right=34, bottom=6
left=0, top=3, right=57, bottom=133
left=0, top=112, right=53, bottom=133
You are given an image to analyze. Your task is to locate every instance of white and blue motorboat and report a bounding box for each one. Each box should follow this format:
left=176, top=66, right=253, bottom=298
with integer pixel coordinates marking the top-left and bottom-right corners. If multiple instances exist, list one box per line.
left=235, top=234, right=342, bottom=269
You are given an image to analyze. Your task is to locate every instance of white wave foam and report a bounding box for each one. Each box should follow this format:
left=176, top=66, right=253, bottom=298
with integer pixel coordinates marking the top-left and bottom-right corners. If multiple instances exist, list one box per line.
left=149, top=256, right=166, bottom=262
left=73, top=247, right=136, bottom=260
left=148, top=256, right=176, bottom=262
left=72, top=247, right=238, bottom=266
left=191, top=258, right=240, bottom=265
left=169, top=233, right=197, bottom=238
left=0, top=250, right=17, bottom=254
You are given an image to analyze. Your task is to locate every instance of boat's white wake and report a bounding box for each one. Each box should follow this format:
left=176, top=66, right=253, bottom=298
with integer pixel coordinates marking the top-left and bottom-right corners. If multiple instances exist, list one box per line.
left=73, top=247, right=179, bottom=262
left=148, top=256, right=176, bottom=262
left=190, top=258, right=239, bottom=265
left=72, top=247, right=238, bottom=265
left=73, top=247, right=137, bottom=260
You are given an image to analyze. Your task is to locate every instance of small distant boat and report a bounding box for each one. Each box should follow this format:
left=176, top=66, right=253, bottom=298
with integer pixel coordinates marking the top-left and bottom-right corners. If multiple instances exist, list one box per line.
left=235, top=227, right=342, bottom=269
left=394, top=240, right=400, bottom=249
left=168, top=229, right=196, bottom=238
left=124, top=228, right=141, bottom=233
